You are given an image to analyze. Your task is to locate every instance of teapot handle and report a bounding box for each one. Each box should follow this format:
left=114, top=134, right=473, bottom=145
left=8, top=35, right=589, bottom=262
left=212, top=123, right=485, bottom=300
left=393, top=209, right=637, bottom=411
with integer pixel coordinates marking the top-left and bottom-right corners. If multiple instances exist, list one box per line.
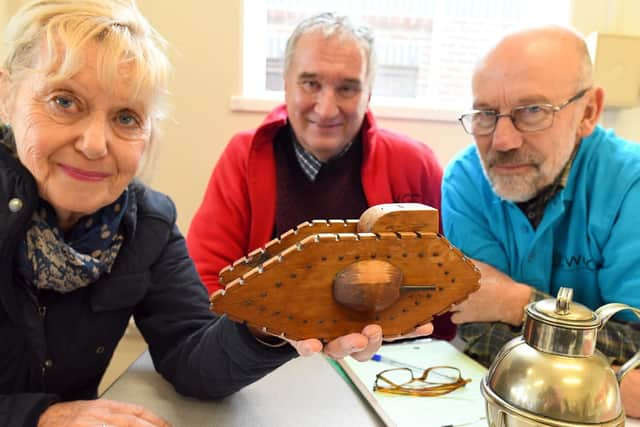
left=595, top=303, right=640, bottom=382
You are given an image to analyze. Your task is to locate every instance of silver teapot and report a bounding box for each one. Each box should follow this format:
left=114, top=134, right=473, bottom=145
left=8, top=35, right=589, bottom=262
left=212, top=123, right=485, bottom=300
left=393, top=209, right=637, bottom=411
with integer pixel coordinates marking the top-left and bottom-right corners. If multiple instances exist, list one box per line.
left=481, top=287, right=640, bottom=426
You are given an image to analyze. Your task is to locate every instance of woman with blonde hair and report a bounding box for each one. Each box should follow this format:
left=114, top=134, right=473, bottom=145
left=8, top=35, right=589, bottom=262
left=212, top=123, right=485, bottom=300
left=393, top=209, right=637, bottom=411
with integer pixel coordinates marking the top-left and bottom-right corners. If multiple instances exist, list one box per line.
left=0, top=1, right=431, bottom=426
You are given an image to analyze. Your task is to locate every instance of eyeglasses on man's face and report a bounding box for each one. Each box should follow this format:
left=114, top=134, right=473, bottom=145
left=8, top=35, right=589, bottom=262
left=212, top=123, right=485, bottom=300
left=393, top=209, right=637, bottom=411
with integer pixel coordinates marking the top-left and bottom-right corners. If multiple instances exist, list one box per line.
left=373, top=365, right=471, bottom=397
left=458, top=88, right=591, bottom=136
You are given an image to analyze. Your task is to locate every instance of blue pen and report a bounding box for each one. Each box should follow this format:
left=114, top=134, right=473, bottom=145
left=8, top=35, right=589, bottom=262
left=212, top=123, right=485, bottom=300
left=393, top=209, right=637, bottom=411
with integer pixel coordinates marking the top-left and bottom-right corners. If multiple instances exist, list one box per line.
left=370, top=354, right=424, bottom=372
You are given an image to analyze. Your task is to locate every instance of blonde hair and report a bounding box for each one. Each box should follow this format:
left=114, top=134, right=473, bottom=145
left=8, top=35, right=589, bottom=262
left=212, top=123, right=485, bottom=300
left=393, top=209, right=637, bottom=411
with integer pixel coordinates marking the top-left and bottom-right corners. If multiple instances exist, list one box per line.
left=1, top=0, right=171, bottom=179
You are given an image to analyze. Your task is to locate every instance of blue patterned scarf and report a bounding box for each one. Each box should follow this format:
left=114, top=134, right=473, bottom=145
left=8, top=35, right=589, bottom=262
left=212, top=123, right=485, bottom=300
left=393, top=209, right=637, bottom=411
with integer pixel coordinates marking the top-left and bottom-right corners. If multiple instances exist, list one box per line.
left=16, top=192, right=128, bottom=293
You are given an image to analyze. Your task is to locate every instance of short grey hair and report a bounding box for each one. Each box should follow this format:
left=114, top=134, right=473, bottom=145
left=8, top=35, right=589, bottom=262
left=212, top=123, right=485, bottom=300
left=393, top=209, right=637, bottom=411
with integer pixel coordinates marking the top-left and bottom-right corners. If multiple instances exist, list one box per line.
left=284, top=12, right=377, bottom=86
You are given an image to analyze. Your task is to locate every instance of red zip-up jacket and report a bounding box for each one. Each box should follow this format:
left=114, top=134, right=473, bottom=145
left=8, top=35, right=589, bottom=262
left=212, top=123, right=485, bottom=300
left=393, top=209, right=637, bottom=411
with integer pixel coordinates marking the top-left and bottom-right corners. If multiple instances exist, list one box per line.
left=187, top=104, right=454, bottom=338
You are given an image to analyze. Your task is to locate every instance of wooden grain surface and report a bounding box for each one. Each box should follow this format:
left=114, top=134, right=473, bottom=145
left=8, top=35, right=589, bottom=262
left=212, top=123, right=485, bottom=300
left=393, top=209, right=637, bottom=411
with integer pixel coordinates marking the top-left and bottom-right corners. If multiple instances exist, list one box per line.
left=212, top=204, right=479, bottom=341
left=212, top=232, right=479, bottom=341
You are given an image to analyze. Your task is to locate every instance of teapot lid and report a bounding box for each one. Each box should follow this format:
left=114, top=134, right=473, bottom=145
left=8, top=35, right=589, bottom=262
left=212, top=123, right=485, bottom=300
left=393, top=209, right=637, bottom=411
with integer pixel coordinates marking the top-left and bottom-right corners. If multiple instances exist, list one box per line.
left=527, top=287, right=599, bottom=329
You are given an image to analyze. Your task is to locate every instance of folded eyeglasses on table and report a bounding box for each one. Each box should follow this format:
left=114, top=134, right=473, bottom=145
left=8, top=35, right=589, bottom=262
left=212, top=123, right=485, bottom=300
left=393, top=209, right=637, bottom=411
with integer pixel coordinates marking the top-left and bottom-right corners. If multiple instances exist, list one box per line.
left=374, top=365, right=471, bottom=397
left=210, top=203, right=480, bottom=342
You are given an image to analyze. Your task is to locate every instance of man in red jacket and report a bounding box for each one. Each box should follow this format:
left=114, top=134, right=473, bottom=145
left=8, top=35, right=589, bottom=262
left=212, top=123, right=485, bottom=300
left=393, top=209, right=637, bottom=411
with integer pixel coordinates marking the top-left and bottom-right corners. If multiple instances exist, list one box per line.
left=187, top=13, right=451, bottom=348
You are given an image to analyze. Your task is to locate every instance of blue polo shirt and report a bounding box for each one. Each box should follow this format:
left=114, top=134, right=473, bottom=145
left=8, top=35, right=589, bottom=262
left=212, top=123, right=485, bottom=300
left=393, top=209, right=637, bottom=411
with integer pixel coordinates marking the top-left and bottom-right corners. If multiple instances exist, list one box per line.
left=442, top=126, right=640, bottom=322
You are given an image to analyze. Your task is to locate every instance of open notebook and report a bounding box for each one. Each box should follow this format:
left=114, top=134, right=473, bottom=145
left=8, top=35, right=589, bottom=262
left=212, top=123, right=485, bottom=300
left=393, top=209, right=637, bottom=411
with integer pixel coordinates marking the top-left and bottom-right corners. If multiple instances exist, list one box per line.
left=337, top=339, right=488, bottom=427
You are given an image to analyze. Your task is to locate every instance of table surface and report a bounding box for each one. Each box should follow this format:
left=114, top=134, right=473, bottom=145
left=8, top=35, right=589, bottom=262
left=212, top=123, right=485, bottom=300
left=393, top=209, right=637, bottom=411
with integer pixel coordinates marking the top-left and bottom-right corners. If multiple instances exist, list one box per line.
left=103, top=351, right=384, bottom=427
left=104, top=348, right=640, bottom=427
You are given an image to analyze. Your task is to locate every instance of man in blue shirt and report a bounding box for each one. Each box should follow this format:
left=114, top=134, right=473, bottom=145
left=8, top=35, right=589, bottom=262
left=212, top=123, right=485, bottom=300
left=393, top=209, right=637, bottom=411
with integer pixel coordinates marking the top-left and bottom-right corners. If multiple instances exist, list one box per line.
left=442, top=26, right=640, bottom=417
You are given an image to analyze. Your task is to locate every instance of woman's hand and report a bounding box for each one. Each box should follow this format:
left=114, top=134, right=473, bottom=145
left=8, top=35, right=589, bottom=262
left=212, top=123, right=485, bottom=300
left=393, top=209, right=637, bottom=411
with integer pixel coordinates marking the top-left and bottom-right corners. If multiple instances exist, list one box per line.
left=38, top=399, right=171, bottom=427
left=289, top=322, right=434, bottom=361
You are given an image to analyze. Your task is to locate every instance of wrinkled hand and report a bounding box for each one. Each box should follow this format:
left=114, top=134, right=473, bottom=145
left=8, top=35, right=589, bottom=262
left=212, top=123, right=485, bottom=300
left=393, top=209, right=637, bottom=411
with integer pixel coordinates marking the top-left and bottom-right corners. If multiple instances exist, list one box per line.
left=618, top=367, right=640, bottom=418
left=450, top=259, right=531, bottom=326
left=38, top=399, right=171, bottom=427
left=288, top=322, right=434, bottom=362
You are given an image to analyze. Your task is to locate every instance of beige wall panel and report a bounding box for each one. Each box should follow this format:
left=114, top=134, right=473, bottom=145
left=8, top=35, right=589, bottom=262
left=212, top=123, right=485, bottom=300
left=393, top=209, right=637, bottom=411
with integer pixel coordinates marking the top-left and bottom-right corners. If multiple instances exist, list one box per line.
left=0, top=1, right=7, bottom=62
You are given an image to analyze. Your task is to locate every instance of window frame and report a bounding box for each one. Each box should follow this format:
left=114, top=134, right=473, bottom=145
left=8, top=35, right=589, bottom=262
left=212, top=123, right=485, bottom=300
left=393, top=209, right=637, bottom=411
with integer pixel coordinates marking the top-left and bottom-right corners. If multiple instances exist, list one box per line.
left=236, top=0, right=573, bottom=122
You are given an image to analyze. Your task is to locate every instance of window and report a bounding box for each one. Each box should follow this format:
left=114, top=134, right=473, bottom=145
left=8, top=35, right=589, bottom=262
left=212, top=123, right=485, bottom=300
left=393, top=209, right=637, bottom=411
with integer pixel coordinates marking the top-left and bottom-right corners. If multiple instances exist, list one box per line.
left=240, top=0, right=572, bottom=117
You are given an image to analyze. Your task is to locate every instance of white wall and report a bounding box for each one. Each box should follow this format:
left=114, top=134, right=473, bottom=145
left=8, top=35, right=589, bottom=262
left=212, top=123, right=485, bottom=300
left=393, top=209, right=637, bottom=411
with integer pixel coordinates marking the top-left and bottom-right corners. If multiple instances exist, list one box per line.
left=572, top=0, right=640, bottom=142
left=606, top=0, right=640, bottom=142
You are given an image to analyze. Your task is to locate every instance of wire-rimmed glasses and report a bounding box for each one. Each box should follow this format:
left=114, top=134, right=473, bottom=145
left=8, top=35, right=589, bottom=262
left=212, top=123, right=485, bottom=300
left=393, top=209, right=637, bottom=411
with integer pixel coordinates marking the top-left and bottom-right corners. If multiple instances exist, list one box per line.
left=458, top=88, right=591, bottom=136
left=373, top=365, right=471, bottom=397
